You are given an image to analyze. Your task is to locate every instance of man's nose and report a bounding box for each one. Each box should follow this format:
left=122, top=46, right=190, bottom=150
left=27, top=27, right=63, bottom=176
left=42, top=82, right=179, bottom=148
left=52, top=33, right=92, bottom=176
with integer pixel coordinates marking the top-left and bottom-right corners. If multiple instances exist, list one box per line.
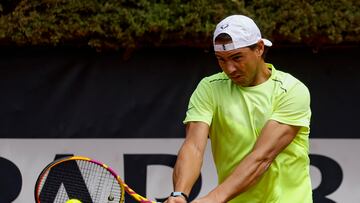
left=224, top=61, right=237, bottom=75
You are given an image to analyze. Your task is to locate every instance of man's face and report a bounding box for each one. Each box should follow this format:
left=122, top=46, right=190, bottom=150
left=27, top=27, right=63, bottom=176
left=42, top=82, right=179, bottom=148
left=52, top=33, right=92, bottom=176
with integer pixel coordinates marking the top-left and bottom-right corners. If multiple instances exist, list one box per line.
left=215, top=44, right=263, bottom=87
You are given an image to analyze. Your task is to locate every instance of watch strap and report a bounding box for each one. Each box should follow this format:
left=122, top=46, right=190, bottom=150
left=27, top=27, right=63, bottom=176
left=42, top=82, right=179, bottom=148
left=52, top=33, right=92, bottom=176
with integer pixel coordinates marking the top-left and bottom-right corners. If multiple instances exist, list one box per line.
left=170, top=191, right=189, bottom=202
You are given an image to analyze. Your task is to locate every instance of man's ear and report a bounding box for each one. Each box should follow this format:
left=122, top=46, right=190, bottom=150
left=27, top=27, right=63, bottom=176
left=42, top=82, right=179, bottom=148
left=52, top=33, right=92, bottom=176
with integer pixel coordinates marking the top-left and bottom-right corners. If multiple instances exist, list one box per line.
left=256, top=41, right=265, bottom=57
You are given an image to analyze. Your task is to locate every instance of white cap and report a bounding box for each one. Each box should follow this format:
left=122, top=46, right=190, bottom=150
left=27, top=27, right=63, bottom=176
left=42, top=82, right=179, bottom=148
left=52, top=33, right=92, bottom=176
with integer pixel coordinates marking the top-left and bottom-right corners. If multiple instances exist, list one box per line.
left=213, top=15, right=272, bottom=51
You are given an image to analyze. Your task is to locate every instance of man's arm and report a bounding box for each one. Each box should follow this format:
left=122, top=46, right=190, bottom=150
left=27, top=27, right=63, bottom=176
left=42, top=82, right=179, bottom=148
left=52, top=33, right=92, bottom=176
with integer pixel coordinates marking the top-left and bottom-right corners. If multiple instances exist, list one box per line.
left=193, top=120, right=300, bottom=203
left=166, top=121, right=209, bottom=203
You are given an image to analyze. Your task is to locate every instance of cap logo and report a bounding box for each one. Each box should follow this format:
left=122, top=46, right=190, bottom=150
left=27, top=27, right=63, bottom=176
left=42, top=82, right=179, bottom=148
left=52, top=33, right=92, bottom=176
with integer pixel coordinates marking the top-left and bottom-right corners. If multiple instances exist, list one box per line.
left=220, top=24, right=229, bottom=29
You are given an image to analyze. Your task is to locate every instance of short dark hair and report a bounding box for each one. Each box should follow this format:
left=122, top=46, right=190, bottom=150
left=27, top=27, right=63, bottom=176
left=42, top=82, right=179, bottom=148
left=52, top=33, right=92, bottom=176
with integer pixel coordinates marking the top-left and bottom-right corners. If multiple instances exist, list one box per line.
left=214, top=33, right=269, bottom=59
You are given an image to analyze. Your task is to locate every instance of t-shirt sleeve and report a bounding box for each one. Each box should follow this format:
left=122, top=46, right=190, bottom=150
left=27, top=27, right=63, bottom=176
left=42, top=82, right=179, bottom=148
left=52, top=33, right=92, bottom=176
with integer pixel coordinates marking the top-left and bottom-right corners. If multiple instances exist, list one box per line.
left=183, top=78, right=214, bottom=126
left=270, top=81, right=311, bottom=128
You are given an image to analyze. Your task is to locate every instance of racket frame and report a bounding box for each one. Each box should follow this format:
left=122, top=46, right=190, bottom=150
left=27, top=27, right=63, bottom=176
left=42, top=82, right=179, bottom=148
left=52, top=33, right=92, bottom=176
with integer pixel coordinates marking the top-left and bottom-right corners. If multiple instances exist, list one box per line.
left=34, top=156, right=125, bottom=203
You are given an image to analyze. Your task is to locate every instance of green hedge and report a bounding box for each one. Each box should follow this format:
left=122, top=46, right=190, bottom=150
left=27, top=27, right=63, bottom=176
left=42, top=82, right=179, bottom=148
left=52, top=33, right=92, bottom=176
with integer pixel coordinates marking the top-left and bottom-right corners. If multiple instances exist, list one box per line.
left=0, top=0, right=359, bottom=50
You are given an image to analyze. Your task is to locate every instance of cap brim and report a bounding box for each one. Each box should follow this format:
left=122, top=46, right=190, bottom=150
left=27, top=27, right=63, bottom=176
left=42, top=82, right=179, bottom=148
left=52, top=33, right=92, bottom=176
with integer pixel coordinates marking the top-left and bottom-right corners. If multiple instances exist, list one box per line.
left=262, top=39, right=272, bottom=47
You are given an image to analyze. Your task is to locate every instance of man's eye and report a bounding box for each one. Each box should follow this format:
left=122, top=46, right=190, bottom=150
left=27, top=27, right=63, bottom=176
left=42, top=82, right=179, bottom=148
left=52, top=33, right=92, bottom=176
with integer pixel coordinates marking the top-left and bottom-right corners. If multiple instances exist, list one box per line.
left=232, top=56, right=242, bottom=61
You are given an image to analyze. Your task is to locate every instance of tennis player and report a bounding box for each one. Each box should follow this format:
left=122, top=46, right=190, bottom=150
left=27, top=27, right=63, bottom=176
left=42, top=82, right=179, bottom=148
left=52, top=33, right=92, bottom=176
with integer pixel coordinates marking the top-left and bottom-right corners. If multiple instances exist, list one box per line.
left=166, top=15, right=312, bottom=203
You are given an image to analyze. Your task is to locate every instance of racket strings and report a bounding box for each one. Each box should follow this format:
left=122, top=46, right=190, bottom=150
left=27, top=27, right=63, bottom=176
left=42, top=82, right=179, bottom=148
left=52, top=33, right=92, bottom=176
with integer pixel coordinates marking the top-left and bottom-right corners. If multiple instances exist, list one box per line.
left=77, top=160, right=122, bottom=203
left=39, top=161, right=96, bottom=203
left=37, top=159, right=123, bottom=203
left=95, top=162, right=106, bottom=201
left=109, top=176, right=119, bottom=201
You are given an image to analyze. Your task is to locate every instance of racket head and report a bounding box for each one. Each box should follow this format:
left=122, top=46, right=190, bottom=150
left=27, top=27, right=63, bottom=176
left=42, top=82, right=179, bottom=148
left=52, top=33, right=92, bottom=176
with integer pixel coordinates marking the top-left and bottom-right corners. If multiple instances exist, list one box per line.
left=34, top=156, right=125, bottom=203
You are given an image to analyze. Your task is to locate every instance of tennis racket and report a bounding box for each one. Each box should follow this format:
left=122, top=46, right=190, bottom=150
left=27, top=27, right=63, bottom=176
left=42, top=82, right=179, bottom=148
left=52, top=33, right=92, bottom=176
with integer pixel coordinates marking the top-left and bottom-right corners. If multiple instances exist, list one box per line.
left=34, top=155, right=161, bottom=203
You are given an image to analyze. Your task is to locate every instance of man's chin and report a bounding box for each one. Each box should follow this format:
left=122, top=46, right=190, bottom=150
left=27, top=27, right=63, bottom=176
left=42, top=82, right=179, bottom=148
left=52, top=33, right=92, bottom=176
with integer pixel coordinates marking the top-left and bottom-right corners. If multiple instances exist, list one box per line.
left=231, top=79, right=248, bottom=87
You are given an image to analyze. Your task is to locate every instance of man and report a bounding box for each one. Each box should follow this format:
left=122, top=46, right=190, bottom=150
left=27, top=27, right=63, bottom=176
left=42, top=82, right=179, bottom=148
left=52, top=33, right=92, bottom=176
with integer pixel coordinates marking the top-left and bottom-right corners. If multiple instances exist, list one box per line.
left=166, top=15, right=312, bottom=203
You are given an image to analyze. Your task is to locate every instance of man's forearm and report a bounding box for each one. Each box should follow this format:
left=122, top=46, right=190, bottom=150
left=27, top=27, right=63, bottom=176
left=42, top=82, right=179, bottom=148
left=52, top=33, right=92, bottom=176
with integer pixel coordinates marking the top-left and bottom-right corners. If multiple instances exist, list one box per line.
left=209, top=152, right=271, bottom=202
left=173, top=141, right=204, bottom=195
left=204, top=121, right=299, bottom=202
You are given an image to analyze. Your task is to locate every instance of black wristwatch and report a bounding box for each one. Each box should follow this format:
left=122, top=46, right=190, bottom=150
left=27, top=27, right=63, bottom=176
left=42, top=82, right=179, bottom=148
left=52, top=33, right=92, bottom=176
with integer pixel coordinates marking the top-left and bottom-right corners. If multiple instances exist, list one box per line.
left=170, top=191, right=189, bottom=202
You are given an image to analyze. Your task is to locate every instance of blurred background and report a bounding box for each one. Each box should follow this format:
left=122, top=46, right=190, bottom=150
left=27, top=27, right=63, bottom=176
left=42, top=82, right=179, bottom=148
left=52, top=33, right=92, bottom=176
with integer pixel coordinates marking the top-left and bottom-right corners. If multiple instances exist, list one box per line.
left=0, top=0, right=359, bottom=202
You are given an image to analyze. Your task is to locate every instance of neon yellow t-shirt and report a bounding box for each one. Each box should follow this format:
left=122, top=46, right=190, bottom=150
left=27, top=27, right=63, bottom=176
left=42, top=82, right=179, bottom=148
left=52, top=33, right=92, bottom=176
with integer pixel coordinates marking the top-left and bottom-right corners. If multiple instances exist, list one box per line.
left=184, top=64, right=312, bottom=203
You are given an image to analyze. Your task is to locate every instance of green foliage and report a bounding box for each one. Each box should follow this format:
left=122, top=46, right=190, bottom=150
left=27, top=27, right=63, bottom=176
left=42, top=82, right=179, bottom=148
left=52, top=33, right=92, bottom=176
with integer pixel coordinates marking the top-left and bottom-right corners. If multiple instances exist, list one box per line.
left=0, top=0, right=359, bottom=50
left=250, top=0, right=360, bottom=46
